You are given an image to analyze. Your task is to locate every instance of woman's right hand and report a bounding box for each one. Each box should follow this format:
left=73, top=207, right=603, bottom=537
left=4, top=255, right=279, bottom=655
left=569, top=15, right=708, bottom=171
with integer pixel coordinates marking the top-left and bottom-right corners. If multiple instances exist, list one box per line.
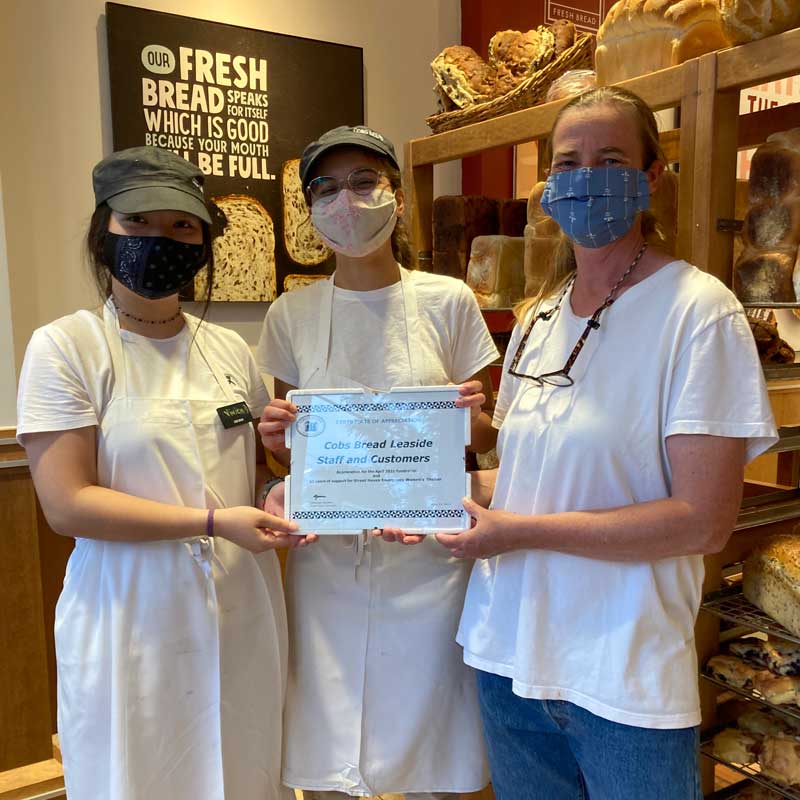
left=214, top=505, right=307, bottom=552
left=258, top=399, right=297, bottom=454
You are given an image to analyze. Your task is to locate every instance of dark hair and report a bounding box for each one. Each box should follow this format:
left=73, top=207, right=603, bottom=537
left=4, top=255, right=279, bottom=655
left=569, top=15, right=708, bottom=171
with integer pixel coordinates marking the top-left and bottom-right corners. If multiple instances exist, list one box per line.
left=85, top=202, right=216, bottom=324
left=303, top=148, right=417, bottom=270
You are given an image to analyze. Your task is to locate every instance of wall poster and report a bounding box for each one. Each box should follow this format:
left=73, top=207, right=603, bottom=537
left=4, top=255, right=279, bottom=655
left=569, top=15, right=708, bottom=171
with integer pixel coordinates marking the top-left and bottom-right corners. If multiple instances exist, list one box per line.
left=106, top=3, right=364, bottom=300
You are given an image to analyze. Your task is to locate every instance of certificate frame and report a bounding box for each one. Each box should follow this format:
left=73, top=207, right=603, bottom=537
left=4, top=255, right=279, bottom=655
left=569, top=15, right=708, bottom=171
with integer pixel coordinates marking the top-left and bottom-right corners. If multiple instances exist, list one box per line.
left=285, top=386, right=471, bottom=533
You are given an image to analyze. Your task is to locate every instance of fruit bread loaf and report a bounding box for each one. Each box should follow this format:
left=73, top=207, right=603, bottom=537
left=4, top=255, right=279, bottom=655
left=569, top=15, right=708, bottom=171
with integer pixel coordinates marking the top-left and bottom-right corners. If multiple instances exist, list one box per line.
left=720, top=0, right=800, bottom=45
left=595, top=0, right=730, bottom=86
left=730, top=637, right=800, bottom=676
left=282, top=159, right=332, bottom=266
left=706, top=654, right=765, bottom=689
left=197, top=194, right=276, bottom=302
left=743, top=535, right=800, bottom=639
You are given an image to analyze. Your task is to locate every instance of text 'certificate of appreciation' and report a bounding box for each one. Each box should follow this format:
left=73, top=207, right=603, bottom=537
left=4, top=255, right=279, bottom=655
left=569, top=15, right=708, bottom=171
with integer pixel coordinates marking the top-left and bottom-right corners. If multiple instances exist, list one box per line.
left=285, top=386, right=471, bottom=533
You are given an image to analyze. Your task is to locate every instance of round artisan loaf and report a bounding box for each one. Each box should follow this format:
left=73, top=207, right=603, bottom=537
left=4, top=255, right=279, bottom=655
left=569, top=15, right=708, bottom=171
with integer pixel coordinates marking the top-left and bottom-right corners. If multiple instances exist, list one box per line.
left=734, top=249, right=797, bottom=302
left=743, top=201, right=800, bottom=249
left=720, top=0, right=800, bottom=44
left=749, top=140, right=800, bottom=203
left=488, top=27, right=555, bottom=77
left=431, top=46, right=498, bottom=109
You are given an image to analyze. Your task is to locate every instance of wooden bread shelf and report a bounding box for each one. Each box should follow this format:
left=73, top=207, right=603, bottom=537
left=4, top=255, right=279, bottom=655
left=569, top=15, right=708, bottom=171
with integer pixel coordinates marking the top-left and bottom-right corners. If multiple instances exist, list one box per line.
left=404, top=29, right=800, bottom=799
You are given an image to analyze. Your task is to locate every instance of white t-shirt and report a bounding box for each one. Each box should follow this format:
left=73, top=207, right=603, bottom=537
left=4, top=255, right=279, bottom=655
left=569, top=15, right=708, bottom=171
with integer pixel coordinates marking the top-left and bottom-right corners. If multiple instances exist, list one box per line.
left=457, top=260, right=778, bottom=729
left=17, top=309, right=270, bottom=441
left=257, top=269, right=499, bottom=390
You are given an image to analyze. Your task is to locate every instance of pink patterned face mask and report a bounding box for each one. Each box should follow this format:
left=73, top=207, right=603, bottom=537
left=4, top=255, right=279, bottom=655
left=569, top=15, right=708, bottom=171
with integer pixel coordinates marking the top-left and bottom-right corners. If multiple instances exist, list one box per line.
left=310, top=186, right=398, bottom=258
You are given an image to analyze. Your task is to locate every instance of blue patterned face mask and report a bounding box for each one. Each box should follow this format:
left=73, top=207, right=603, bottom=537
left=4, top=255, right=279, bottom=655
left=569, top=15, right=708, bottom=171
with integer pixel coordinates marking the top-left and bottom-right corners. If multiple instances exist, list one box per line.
left=540, top=167, right=651, bottom=249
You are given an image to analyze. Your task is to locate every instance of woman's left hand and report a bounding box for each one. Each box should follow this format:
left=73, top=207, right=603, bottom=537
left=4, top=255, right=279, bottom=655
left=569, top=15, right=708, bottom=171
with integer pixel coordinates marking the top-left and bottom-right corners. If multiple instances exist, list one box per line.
left=436, top=497, right=521, bottom=559
left=454, top=380, right=485, bottom=422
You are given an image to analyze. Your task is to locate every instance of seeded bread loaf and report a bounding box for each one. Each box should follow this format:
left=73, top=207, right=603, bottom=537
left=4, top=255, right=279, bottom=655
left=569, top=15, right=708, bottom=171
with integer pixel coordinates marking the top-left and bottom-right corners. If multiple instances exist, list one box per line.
left=595, top=0, right=730, bottom=86
left=431, top=46, right=500, bottom=109
left=720, top=0, right=800, bottom=44
left=743, top=535, right=800, bottom=639
left=196, top=194, right=276, bottom=301
left=282, top=159, right=332, bottom=266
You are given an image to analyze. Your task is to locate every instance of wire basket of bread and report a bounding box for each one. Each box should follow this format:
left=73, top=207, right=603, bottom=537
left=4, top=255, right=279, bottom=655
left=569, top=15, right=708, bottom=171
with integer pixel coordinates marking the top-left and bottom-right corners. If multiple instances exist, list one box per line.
left=426, top=23, right=593, bottom=135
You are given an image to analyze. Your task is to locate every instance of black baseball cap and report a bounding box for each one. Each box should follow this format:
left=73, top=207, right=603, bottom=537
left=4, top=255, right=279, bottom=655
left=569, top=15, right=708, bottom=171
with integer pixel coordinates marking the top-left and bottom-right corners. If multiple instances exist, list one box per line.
left=92, top=146, right=212, bottom=224
left=299, top=125, right=399, bottom=188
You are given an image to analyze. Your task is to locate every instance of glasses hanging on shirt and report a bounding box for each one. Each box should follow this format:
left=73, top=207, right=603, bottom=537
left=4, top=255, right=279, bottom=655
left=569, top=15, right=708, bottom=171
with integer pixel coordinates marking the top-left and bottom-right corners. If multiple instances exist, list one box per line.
left=507, top=243, right=648, bottom=387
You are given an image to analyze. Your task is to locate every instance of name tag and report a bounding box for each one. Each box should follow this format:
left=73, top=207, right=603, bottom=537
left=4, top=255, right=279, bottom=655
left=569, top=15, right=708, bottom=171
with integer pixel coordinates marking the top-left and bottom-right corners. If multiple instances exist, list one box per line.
left=217, top=401, right=254, bottom=429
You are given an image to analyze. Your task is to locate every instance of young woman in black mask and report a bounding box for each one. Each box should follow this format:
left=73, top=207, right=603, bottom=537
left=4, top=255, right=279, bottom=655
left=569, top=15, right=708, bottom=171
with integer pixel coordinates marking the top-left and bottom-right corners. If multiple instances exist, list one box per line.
left=16, top=146, right=308, bottom=800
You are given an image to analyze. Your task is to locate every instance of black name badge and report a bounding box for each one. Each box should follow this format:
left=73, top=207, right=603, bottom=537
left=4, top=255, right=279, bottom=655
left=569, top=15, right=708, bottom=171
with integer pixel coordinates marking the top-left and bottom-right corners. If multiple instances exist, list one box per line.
left=217, top=401, right=254, bottom=429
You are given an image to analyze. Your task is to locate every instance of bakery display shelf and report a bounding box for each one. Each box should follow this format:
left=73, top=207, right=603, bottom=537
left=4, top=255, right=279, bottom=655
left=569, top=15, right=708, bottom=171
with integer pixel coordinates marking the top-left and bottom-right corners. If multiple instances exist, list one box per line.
left=743, top=303, right=800, bottom=309
left=735, top=489, right=800, bottom=531
left=763, top=363, right=800, bottom=382
left=700, top=738, right=800, bottom=800
left=768, top=427, right=800, bottom=455
left=702, top=672, right=800, bottom=725
left=701, top=585, right=800, bottom=645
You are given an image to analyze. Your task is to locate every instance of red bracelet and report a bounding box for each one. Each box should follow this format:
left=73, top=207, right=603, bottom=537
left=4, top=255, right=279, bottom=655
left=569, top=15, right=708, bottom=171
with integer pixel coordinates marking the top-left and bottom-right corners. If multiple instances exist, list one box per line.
left=206, top=508, right=215, bottom=538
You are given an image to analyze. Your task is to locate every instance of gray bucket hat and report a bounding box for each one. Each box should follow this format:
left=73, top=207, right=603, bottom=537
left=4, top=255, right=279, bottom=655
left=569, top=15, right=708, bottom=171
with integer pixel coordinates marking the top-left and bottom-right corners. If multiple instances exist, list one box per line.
left=92, top=146, right=212, bottom=224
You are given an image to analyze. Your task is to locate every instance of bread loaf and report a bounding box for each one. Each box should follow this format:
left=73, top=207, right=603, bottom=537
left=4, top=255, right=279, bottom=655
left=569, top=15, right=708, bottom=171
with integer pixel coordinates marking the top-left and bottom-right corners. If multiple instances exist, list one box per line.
left=595, top=0, right=730, bottom=86
left=749, top=140, right=800, bottom=204
left=197, top=194, right=276, bottom=302
left=545, top=69, right=597, bottom=102
left=730, top=637, right=800, bottom=676
left=734, top=250, right=796, bottom=302
left=551, top=19, right=577, bottom=56
left=760, top=736, right=800, bottom=785
left=753, top=672, right=800, bottom=704
left=743, top=535, right=800, bottom=639
left=283, top=274, right=328, bottom=292
left=431, top=46, right=500, bottom=109
left=433, top=195, right=499, bottom=280
left=707, top=654, right=764, bottom=688
left=466, top=235, right=525, bottom=308
left=488, top=27, right=555, bottom=77
left=721, top=0, right=800, bottom=44
left=282, top=159, right=332, bottom=266
left=738, top=708, right=800, bottom=738
left=713, top=728, right=760, bottom=764
left=744, top=201, right=800, bottom=250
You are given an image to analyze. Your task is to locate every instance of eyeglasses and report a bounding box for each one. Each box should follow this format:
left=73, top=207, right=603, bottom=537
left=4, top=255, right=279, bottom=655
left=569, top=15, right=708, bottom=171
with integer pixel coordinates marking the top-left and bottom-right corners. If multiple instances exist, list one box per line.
left=306, top=168, right=389, bottom=203
left=507, top=242, right=647, bottom=388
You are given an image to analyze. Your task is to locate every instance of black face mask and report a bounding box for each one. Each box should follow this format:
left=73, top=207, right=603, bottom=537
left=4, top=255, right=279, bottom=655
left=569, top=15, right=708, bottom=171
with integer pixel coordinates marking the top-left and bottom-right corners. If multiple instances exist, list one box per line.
left=104, top=233, right=207, bottom=299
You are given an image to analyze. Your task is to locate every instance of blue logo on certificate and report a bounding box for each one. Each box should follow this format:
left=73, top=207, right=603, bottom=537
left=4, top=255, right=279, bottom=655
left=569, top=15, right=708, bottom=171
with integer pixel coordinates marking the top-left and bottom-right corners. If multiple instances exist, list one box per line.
left=296, top=414, right=325, bottom=437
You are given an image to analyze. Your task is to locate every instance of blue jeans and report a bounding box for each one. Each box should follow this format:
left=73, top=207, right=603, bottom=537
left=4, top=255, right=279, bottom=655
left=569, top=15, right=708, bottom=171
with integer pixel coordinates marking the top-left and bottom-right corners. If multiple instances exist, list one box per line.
left=476, top=670, right=702, bottom=800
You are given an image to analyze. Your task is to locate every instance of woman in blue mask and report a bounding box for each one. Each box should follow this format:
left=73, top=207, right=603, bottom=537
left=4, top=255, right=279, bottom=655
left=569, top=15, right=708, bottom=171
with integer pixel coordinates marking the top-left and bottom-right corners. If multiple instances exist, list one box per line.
left=16, top=146, right=309, bottom=800
left=428, top=87, right=779, bottom=798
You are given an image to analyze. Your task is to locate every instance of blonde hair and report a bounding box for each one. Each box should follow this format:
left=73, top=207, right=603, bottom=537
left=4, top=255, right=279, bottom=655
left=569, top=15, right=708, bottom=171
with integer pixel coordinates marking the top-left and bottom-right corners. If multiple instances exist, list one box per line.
left=515, top=86, right=669, bottom=322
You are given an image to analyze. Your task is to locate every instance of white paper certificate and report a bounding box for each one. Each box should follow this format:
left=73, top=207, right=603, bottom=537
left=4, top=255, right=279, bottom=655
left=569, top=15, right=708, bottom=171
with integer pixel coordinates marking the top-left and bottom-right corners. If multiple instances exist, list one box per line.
left=285, top=386, right=471, bottom=533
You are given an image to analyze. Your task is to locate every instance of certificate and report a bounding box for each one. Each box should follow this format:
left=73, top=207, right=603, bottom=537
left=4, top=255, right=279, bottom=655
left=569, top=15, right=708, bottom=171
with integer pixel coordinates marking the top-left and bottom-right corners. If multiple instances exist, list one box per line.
left=285, top=386, right=471, bottom=533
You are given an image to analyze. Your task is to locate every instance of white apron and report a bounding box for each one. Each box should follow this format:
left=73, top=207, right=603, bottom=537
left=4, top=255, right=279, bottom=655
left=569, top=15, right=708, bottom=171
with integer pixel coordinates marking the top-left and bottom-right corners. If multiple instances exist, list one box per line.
left=55, top=303, right=290, bottom=800
left=282, top=270, right=489, bottom=795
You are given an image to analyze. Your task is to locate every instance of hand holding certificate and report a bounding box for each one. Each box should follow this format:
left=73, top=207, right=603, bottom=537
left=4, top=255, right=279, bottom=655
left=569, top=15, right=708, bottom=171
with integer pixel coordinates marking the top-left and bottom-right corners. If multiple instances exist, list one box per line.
left=285, top=386, right=471, bottom=533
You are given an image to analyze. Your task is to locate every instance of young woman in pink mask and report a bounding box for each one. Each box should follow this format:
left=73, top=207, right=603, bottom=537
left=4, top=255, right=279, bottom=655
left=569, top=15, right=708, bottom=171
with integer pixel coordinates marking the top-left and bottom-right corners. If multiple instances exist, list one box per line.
left=256, top=125, right=498, bottom=800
